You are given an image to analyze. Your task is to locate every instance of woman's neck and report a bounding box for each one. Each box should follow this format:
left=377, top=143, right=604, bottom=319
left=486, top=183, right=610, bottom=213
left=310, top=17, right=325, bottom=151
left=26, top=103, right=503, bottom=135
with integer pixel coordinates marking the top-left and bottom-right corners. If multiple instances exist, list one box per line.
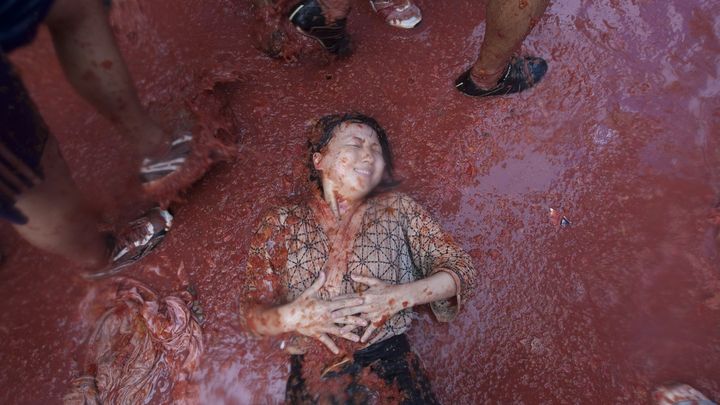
left=322, top=187, right=357, bottom=219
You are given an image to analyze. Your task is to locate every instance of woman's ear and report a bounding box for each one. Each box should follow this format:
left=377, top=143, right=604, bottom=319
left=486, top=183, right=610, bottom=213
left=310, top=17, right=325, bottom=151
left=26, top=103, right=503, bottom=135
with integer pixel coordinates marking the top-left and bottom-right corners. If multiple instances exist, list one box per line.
left=312, top=152, right=323, bottom=171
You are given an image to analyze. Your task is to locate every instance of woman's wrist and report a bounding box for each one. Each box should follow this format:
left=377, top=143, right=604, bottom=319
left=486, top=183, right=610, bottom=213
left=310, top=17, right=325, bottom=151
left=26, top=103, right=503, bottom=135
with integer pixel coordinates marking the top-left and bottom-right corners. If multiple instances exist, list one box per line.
left=249, top=303, right=296, bottom=336
left=276, top=303, right=298, bottom=334
left=402, top=272, right=457, bottom=308
left=391, top=282, right=418, bottom=309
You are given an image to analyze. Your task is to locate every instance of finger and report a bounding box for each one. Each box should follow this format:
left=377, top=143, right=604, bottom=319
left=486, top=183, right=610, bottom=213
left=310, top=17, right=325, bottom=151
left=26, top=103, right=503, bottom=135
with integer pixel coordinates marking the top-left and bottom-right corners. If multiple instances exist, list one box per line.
left=360, top=324, right=377, bottom=343
left=317, top=333, right=339, bottom=354
left=339, top=324, right=357, bottom=334
left=332, top=316, right=368, bottom=327
left=0, top=143, right=42, bottom=186
left=302, top=271, right=326, bottom=297
left=332, top=305, right=372, bottom=318
left=0, top=178, right=18, bottom=201
left=328, top=297, right=364, bottom=311
left=331, top=292, right=361, bottom=300
left=0, top=161, right=26, bottom=194
left=324, top=326, right=360, bottom=342
left=351, top=274, right=384, bottom=286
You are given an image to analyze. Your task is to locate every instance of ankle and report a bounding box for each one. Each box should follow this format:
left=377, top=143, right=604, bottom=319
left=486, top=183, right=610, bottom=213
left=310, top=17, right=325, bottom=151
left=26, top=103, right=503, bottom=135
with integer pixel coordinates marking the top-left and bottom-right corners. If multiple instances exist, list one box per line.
left=318, top=0, right=350, bottom=22
left=470, top=63, right=508, bottom=89
left=125, top=121, right=166, bottom=156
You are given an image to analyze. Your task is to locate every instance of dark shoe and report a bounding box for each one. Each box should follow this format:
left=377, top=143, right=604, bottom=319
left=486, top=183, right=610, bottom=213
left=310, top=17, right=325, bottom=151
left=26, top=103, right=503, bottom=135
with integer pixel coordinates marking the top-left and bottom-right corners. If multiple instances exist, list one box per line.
left=455, top=56, right=548, bottom=97
left=289, top=0, right=350, bottom=55
left=140, top=132, right=193, bottom=187
left=84, top=208, right=173, bottom=279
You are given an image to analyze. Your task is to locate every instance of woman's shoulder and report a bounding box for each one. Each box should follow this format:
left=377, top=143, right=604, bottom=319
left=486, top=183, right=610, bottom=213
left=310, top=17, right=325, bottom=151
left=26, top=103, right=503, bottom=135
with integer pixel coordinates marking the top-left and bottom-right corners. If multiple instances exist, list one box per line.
left=256, top=201, right=312, bottom=228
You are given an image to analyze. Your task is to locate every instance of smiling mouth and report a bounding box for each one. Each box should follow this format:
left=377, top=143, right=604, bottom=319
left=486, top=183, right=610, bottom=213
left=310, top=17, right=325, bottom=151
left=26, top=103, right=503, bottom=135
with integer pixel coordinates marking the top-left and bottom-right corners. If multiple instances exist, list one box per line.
left=354, top=168, right=372, bottom=176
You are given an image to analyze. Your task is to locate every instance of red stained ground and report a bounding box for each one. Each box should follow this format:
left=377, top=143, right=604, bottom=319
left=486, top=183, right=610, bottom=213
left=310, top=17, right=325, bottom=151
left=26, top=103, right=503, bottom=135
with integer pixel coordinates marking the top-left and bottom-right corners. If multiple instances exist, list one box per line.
left=1, top=0, right=720, bottom=403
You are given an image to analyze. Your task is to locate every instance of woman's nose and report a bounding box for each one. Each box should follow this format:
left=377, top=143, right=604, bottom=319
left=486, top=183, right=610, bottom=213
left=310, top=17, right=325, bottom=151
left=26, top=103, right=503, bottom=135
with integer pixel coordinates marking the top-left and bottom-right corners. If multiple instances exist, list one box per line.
left=361, top=147, right=374, bottom=162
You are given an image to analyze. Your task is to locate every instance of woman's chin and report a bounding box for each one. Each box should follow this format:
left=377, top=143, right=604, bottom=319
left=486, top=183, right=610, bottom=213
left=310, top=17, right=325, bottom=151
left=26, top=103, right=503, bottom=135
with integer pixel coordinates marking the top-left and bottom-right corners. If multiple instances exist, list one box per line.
left=335, top=178, right=381, bottom=201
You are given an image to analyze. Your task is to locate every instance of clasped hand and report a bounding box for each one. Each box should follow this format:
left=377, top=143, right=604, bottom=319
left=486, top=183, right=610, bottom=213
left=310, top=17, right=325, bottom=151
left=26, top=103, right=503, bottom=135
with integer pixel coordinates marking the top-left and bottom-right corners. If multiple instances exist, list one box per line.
left=283, top=272, right=406, bottom=353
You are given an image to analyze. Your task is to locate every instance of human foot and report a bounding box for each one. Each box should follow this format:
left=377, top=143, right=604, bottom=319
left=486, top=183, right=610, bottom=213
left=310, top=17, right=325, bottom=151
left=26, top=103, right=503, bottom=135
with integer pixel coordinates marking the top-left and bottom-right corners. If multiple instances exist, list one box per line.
left=84, top=208, right=173, bottom=279
left=140, top=132, right=193, bottom=191
left=455, top=56, right=548, bottom=97
left=289, top=0, right=351, bottom=55
left=370, top=0, right=422, bottom=29
left=653, top=383, right=716, bottom=405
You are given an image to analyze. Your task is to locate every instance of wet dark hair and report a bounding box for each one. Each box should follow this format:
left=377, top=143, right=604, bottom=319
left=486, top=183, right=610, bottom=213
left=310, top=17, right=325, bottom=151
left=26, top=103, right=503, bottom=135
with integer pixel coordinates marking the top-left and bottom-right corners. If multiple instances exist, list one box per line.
left=307, top=112, right=396, bottom=192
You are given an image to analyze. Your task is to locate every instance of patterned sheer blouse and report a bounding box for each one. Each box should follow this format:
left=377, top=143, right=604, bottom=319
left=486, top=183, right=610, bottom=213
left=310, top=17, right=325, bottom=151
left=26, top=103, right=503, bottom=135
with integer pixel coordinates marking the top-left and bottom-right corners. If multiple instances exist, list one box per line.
left=240, top=191, right=476, bottom=349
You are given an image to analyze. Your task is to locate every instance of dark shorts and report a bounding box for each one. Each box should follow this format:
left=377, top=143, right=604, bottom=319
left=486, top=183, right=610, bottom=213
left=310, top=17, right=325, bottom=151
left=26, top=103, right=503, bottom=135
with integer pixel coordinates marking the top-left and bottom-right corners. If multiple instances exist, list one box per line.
left=0, top=0, right=55, bottom=52
left=286, top=334, right=440, bottom=405
left=0, top=50, right=49, bottom=224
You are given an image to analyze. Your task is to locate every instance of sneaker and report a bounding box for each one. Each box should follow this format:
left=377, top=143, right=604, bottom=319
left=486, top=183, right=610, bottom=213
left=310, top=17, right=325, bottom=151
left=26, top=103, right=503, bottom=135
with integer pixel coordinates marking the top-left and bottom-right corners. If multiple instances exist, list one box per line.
left=370, top=0, right=422, bottom=29
left=84, top=208, right=173, bottom=279
left=455, top=56, right=548, bottom=97
left=140, top=132, right=193, bottom=187
left=653, top=383, right=716, bottom=405
left=289, top=0, right=351, bottom=55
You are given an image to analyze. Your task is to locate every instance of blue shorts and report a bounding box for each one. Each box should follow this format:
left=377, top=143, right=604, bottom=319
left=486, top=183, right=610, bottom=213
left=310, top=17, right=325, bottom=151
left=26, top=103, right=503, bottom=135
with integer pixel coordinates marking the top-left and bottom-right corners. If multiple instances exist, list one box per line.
left=0, top=0, right=55, bottom=52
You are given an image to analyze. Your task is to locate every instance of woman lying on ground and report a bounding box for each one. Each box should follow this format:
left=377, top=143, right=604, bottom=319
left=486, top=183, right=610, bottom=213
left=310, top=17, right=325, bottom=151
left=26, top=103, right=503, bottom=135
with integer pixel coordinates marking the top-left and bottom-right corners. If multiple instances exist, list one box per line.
left=240, top=112, right=476, bottom=404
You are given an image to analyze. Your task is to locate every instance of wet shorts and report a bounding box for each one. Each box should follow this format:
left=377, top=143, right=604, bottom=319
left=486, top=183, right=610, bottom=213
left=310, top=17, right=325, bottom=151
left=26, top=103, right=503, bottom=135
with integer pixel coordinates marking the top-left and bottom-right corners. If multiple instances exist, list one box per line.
left=286, top=334, right=440, bottom=405
left=0, top=0, right=55, bottom=52
left=0, top=50, right=49, bottom=224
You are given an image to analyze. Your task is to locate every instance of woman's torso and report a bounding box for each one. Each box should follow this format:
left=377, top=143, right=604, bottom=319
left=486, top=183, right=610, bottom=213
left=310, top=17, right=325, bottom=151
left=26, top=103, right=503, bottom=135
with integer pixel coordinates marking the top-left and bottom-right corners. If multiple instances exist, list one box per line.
left=279, top=192, right=419, bottom=345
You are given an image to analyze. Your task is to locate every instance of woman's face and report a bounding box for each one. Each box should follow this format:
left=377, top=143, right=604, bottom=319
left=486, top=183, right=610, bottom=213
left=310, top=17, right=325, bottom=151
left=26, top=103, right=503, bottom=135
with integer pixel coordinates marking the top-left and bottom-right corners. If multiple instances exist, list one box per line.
left=314, top=122, right=386, bottom=202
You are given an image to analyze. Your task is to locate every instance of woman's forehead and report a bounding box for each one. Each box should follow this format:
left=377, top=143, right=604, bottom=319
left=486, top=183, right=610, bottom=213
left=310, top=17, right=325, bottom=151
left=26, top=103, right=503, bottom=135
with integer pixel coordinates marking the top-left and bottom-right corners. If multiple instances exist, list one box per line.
left=333, top=122, right=378, bottom=141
